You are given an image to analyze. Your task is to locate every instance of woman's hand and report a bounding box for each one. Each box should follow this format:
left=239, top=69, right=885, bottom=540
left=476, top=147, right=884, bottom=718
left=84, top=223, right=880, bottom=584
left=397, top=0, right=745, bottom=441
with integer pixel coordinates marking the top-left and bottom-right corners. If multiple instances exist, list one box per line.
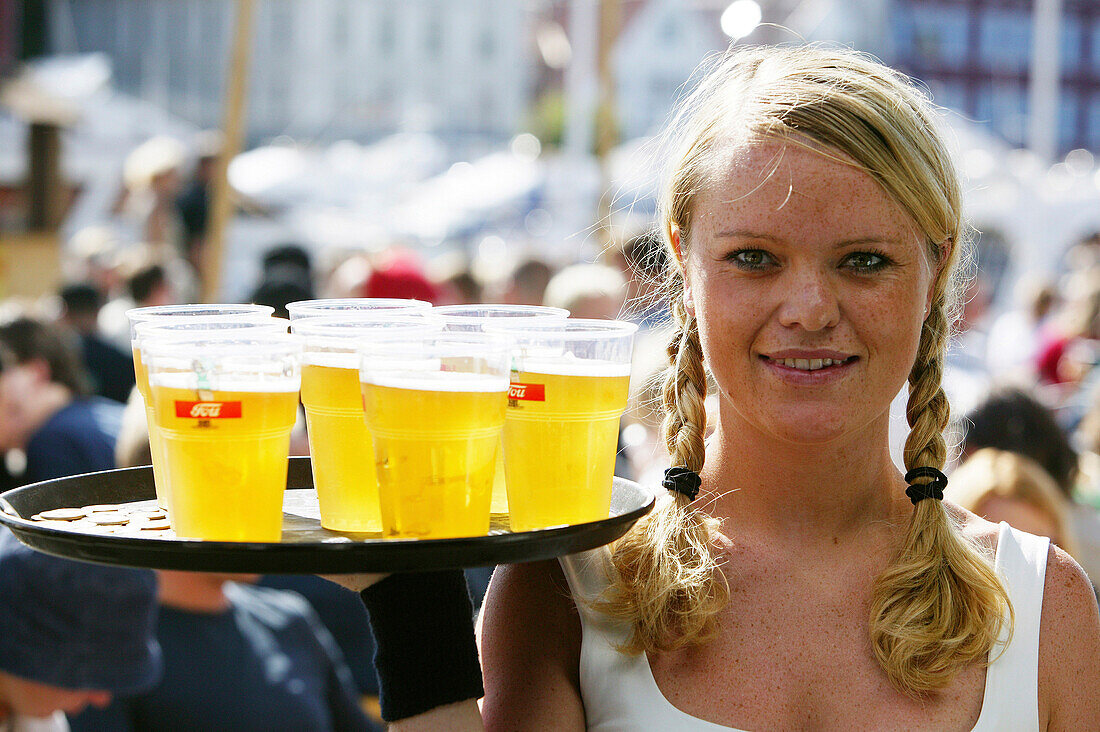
left=318, top=572, right=389, bottom=592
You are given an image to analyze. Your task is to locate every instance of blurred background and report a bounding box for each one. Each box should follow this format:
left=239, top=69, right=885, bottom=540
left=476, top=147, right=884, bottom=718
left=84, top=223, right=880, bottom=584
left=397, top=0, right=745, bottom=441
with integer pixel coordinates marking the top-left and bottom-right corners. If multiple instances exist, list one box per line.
left=4, top=0, right=1100, bottom=535
left=3, top=0, right=1099, bottom=305
left=3, top=5, right=1100, bottom=723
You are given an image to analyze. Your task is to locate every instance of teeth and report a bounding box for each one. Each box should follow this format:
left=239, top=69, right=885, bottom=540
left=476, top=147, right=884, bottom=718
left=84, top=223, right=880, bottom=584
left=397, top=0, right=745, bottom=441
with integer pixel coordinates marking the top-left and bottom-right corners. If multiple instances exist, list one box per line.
left=775, top=357, right=843, bottom=371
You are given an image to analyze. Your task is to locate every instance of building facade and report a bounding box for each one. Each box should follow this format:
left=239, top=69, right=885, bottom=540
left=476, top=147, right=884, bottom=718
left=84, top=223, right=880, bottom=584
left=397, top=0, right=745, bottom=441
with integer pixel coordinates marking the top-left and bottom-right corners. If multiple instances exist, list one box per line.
left=890, top=0, right=1100, bottom=155
left=52, top=0, right=533, bottom=143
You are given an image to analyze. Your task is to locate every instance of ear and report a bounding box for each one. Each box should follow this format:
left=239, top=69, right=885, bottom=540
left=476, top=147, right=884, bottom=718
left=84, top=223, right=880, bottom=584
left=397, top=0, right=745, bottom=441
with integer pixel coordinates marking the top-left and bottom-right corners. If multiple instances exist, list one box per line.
left=671, top=226, right=696, bottom=317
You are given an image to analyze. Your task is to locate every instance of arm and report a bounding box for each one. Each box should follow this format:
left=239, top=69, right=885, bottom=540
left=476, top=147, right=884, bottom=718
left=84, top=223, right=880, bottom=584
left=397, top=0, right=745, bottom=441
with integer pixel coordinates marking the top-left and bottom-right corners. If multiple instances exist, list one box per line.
left=478, top=560, right=585, bottom=732
left=1039, top=545, right=1100, bottom=730
left=358, top=571, right=484, bottom=730
left=390, top=700, right=484, bottom=732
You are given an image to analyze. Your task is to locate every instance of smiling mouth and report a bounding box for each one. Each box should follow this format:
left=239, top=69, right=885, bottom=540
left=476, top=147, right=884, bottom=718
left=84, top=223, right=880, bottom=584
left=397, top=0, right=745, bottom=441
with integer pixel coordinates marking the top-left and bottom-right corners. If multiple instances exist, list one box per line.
left=761, top=355, right=858, bottom=371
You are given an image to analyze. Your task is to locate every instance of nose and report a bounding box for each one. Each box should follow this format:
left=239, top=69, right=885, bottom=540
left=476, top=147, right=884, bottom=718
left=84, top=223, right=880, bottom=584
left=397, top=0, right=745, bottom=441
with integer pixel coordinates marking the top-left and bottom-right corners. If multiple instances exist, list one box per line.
left=776, top=268, right=840, bottom=332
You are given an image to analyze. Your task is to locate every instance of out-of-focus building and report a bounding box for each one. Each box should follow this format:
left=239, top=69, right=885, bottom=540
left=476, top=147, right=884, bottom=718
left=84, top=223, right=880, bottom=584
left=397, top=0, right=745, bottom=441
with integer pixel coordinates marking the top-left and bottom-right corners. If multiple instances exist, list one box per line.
left=612, top=0, right=725, bottom=139
left=890, top=0, right=1100, bottom=156
left=50, top=0, right=533, bottom=142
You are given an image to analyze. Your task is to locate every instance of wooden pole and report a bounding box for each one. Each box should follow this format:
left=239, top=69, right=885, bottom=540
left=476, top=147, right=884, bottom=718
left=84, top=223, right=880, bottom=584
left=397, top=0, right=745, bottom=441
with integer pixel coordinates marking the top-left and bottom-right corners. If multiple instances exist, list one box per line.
left=594, top=0, right=620, bottom=242
left=26, top=122, right=63, bottom=231
left=201, top=0, right=255, bottom=302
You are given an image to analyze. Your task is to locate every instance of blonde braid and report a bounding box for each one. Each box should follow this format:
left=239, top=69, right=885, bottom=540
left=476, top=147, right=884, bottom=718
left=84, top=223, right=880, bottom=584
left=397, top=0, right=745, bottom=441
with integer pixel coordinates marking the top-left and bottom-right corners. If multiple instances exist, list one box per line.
left=662, top=296, right=708, bottom=473
left=596, top=278, right=729, bottom=654
left=869, top=287, right=1013, bottom=694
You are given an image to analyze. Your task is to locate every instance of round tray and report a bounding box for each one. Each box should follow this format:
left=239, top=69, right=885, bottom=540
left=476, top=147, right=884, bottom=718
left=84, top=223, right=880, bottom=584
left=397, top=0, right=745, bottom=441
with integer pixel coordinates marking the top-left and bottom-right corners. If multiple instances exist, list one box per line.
left=0, top=457, right=654, bottom=573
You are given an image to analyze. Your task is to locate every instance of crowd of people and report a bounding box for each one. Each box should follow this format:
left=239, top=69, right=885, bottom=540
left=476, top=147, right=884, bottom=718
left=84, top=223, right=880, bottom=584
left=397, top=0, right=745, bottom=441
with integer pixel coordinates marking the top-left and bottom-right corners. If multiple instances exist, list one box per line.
left=0, top=43, right=1098, bottom=730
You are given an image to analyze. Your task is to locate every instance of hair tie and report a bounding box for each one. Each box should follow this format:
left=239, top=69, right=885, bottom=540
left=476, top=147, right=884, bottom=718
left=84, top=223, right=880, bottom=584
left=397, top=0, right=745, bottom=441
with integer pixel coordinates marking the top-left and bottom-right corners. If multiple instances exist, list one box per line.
left=663, top=467, right=701, bottom=501
left=904, top=466, right=947, bottom=505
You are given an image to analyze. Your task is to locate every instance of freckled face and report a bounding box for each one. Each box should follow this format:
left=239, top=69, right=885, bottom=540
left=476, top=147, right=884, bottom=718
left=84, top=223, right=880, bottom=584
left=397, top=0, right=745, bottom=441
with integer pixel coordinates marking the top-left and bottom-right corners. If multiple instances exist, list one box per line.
left=682, top=141, right=935, bottom=445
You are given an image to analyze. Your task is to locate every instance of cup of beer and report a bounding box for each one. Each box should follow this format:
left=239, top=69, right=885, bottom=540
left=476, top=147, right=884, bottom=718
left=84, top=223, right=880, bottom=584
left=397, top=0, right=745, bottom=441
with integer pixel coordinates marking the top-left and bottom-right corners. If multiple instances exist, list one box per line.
left=134, top=316, right=289, bottom=518
left=358, top=331, right=510, bottom=539
left=286, top=298, right=432, bottom=321
left=292, top=314, right=440, bottom=533
left=141, top=332, right=302, bottom=542
left=126, top=305, right=276, bottom=510
left=431, top=304, right=569, bottom=517
left=485, top=319, right=637, bottom=531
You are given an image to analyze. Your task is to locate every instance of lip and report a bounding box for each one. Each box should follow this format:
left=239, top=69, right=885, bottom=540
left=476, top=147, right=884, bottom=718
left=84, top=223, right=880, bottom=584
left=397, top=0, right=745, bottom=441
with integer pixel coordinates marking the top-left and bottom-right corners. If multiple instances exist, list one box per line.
left=758, top=352, right=859, bottom=385
left=761, top=349, right=856, bottom=360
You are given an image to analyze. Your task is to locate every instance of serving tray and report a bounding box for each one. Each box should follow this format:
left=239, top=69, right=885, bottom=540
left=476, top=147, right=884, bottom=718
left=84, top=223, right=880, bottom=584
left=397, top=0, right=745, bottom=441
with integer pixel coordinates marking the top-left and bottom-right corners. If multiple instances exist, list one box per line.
left=0, top=457, right=654, bottom=573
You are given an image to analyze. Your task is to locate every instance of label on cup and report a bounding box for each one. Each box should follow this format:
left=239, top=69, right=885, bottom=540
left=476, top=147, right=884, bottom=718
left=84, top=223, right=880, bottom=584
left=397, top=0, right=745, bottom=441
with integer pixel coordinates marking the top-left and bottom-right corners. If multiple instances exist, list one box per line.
left=507, top=382, right=545, bottom=402
left=175, top=401, right=243, bottom=419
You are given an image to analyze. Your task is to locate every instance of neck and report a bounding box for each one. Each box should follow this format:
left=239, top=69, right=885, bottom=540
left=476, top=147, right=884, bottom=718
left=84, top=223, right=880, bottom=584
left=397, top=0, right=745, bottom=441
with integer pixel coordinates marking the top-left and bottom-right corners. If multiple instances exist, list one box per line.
left=702, top=405, right=913, bottom=546
left=157, top=571, right=230, bottom=613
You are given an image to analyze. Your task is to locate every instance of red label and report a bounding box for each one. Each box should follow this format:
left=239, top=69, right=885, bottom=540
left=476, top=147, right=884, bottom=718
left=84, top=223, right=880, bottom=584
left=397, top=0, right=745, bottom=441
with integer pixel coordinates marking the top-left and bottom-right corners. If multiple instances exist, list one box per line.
left=508, top=382, right=545, bottom=401
left=175, top=401, right=242, bottom=419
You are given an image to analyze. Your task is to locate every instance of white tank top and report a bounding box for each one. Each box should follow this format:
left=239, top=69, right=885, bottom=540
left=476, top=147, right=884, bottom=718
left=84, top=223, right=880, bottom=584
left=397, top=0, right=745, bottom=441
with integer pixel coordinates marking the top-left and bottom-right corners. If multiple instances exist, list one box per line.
left=560, top=522, right=1049, bottom=731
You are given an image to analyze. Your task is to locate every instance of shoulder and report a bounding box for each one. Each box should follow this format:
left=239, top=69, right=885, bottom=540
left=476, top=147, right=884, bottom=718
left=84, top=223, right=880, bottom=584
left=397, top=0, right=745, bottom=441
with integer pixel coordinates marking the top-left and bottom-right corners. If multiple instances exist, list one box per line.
left=1038, top=545, right=1100, bottom=729
left=945, top=501, right=1000, bottom=551
left=479, top=560, right=585, bottom=731
left=480, top=559, right=581, bottom=659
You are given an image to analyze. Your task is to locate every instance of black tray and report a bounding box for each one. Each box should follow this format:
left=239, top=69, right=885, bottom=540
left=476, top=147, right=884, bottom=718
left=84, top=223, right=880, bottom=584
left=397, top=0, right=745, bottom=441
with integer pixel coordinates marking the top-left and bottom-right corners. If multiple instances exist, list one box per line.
left=0, top=457, right=654, bottom=573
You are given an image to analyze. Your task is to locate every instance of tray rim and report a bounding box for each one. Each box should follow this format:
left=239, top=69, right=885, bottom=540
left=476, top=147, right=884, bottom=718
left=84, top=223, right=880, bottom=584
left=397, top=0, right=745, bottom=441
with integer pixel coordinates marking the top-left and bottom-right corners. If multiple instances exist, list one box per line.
left=0, top=460, right=655, bottom=573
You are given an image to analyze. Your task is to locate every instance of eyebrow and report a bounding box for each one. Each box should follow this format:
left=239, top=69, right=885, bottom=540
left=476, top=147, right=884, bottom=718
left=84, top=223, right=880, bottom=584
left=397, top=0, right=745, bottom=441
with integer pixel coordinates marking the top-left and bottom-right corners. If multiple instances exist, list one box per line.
left=713, top=230, right=903, bottom=247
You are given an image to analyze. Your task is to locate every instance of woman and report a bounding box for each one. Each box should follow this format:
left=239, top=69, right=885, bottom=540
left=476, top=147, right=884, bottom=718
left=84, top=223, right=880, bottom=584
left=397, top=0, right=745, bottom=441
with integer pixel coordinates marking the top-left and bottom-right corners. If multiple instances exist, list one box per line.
left=948, top=448, right=1079, bottom=558
left=339, top=45, right=1099, bottom=730
left=477, top=45, right=1099, bottom=730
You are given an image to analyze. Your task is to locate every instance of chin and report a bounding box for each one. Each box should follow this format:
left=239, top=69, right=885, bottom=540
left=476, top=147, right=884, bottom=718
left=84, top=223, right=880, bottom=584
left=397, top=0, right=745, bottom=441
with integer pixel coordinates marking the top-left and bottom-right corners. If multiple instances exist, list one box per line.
left=759, top=410, right=854, bottom=445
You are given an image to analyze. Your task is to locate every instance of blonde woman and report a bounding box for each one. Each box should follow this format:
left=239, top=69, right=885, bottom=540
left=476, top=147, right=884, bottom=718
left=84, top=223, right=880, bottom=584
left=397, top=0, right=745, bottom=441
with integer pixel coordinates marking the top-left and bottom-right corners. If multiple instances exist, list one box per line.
left=333, top=45, right=1099, bottom=731
left=476, top=45, right=1099, bottom=731
left=948, top=448, right=1079, bottom=558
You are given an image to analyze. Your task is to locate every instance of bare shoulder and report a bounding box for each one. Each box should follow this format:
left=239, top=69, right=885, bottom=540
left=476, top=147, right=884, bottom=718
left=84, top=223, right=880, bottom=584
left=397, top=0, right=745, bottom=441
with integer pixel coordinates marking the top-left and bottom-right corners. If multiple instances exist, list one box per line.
left=478, top=560, right=585, bottom=732
left=944, top=501, right=999, bottom=550
left=1038, top=544, right=1100, bottom=730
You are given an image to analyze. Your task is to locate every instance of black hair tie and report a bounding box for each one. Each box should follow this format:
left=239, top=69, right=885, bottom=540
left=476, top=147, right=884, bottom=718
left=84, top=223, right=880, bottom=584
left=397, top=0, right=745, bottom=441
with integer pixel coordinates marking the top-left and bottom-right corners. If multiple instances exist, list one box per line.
left=904, top=466, right=947, bottom=505
left=663, top=467, right=701, bottom=501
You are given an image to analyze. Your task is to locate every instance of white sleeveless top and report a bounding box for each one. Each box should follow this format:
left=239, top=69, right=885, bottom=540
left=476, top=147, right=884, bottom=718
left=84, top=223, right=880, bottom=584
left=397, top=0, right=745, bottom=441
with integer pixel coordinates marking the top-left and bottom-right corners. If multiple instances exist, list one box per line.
left=560, top=522, right=1049, bottom=731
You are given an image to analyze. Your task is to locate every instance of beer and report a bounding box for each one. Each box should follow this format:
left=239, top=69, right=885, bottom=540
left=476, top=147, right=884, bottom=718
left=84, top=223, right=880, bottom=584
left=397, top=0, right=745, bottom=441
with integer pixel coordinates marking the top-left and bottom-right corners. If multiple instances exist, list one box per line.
left=132, top=346, right=173, bottom=512
left=300, top=353, right=382, bottom=533
left=503, top=361, right=630, bottom=531
left=151, top=373, right=299, bottom=542
left=127, top=305, right=277, bottom=514
left=361, top=374, right=507, bottom=539
left=433, top=304, right=569, bottom=518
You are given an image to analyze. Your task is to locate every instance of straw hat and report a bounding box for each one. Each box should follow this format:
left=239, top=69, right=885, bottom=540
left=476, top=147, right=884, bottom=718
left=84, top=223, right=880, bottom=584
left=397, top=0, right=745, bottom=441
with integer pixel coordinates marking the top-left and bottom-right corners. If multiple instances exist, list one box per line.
left=123, top=136, right=186, bottom=191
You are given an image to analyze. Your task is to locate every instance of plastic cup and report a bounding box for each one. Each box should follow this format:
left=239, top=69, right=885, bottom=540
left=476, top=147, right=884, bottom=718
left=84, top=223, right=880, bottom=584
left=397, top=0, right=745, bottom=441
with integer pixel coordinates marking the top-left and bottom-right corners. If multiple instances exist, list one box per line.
left=484, top=319, right=637, bottom=531
left=292, top=315, right=440, bottom=533
left=430, top=304, right=569, bottom=516
left=286, top=298, right=432, bottom=321
left=126, top=305, right=276, bottom=511
left=141, top=332, right=302, bottom=542
left=358, top=331, right=510, bottom=539
left=431, top=304, right=570, bottom=333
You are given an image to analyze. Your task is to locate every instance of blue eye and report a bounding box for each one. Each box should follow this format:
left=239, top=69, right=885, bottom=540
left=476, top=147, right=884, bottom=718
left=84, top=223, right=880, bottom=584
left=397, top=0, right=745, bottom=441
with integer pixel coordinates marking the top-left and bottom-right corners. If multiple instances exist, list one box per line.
left=844, top=252, right=889, bottom=272
left=728, top=249, right=775, bottom=271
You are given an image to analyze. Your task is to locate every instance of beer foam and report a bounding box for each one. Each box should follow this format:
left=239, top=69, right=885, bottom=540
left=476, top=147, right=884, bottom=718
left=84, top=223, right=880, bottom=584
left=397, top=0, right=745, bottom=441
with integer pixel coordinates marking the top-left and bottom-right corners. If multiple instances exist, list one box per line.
left=149, top=371, right=300, bottom=392
left=361, top=371, right=508, bottom=393
left=513, top=357, right=631, bottom=378
left=303, top=351, right=359, bottom=370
